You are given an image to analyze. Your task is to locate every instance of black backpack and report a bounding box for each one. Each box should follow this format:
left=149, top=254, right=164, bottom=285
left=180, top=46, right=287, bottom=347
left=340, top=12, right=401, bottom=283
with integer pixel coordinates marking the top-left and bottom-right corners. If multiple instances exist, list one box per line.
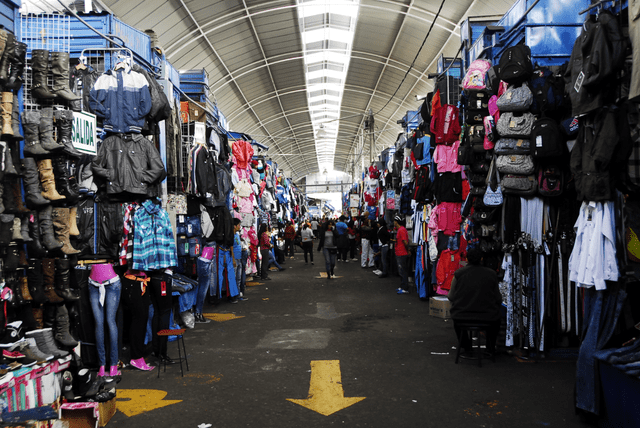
left=531, top=117, right=564, bottom=158
left=498, top=44, right=533, bottom=84
left=464, top=89, right=490, bottom=124
left=484, top=65, right=500, bottom=95
left=529, top=66, right=565, bottom=115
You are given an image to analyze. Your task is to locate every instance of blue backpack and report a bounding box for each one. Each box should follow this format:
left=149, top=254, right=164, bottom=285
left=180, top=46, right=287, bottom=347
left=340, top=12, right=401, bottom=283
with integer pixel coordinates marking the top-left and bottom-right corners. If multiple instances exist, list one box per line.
left=528, top=66, right=564, bottom=115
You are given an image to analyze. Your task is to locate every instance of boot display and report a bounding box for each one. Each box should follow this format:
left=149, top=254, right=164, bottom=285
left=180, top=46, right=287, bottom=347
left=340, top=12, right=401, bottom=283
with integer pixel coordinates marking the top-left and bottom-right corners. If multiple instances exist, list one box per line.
left=39, top=108, right=63, bottom=152
left=10, top=178, right=30, bottom=214
left=55, top=305, right=78, bottom=347
left=11, top=216, right=21, bottom=241
left=54, top=110, right=82, bottom=158
left=51, top=207, right=80, bottom=255
left=42, top=258, right=63, bottom=304
left=11, top=99, right=21, bottom=139
left=0, top=141, right=18, bottom=175
left=22, top=157, right=49, bottom=208
left=0, top=31, right=15, bottom=85
left=24, top=328, right=68, bottom=358
left=5, top=41, right=27, bottom=92
left=21, top=338, right=54, bottom=363
left=20, top=214, right=32, bottom=242
left=22, top=110, right=48, bottom=156
left=2, top=181, right=15, bottom=213
left=27, top=259, right=48, bottom=304
left=0, top=29, right=7, bottom=66
left=1, top=92, right=14, bottom=136
left=54, top=258, right=79, bottom=301
left=32, top=306, right=44, bottom=329
left=30, top=50, right=55, bottom=99
left=69, top=206, right=80, bottom=236
left=19, top=276, right=33, bottom=302
left=50, top=52, right=80, bottom=101
left=0, top=213, right=13, bottom=245
left=38, top=206, right=62, bottom=251
left=5, top=244, right=19, bottom=270
left=52, top=157, right=79, bottom=203
left=26, top=212, right=47, bottom=258
left=37, top=158, right=65, bottom=201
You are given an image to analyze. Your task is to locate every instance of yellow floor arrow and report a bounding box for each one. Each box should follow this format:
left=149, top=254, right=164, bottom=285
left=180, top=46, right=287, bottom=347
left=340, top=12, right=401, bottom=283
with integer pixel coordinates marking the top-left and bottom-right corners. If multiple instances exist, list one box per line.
left=202, top=313, right=245, bottom=322
left=287, top=360, right=365, bottom=416
left=116, top=389, right=182, bottom=417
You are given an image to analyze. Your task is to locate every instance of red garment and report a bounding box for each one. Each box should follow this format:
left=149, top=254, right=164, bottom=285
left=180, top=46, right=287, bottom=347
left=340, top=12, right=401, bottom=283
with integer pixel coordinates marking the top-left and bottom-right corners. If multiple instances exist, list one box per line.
left=395, top=226, right=409, bottom=256
left=432, top=89, right=442, bottom=113
left=430, top=104, right=461, bottom=145
left=260, top=232, right=271, bottom=250
left=284, top=225, right=296, bottom=240
left=429, top=202, right=462, bottom=236
left=232, top=140, right=254, bottom=170
left=436, top=248, right=463, bottom=291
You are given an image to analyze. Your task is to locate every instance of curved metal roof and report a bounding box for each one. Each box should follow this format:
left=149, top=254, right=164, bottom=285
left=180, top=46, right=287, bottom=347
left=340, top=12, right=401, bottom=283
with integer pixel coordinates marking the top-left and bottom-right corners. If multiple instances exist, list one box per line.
left=103, top=0, right=516, bottom=180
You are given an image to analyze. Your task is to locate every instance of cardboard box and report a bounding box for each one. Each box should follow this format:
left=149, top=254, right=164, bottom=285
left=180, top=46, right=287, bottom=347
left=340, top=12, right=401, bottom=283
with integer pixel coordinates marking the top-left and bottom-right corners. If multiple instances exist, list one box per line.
left=60, top=398, right=116, bottom=428
left=179, top=101, right=189, bottom=123
left=429, top=296, right=451, bottom=319
left=188, top=101, right=207, bottom=123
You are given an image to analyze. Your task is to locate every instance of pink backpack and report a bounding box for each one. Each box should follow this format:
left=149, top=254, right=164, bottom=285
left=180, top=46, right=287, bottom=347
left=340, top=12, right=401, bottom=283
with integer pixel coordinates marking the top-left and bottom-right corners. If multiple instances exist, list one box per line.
left=461, top=59, right=492, bottom=90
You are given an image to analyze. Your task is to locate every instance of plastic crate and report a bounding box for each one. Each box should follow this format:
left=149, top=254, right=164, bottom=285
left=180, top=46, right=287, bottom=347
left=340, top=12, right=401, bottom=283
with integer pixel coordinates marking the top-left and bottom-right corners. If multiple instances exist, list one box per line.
left=179, top=68, right=209, bottom=86
left=160, top=59, right=180, bottom=89
left=0, top=0, right=18, bottom=34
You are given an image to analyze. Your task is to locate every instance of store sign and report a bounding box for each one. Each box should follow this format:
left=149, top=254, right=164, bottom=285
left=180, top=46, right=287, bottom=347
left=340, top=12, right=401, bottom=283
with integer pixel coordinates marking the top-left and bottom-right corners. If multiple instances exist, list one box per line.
left=72, top=111, right=97, bottom=155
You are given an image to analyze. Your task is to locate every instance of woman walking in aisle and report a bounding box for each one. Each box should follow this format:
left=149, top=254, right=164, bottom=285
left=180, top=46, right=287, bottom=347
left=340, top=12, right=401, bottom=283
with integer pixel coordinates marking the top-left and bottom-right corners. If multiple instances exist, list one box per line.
left=317, top=220, right=338, bottom=278
left=258, top=223, right=272, bottom=281
left=301, top=223, right=315, bottom=264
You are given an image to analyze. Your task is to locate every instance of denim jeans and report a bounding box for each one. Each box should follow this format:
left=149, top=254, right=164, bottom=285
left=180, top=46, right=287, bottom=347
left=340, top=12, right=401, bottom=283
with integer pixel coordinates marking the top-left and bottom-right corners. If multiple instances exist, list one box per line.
left=237, top=249, right=248, bottom=294
left=269, top=249, right=282, bottom=269
left=149, top=272, right=173, bottom=356
left=196, top=255, right=215, bottom=313
left=380, top=245, right=389, bottom=275
left=323, top=248, right=336, bottom=275
left=397, top=255, right=409, bottom=291
left=414, top=246, right=428, bottom=298
left=88, top=278, right=121, bottom=367
left=218, top=248, right=239, bottom=298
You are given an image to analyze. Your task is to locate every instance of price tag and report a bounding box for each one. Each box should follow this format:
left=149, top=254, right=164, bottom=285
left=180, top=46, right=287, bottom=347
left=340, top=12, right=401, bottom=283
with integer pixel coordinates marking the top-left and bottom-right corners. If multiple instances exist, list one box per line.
left=451, top=254, right=455, bottom=262
left=509, top=120, right=516, bottom=128
left=536, top=135, right=543, bottom=148
left=516, top=140, right=523, bottom=147
left=574, top=71, right=584, bottom=93
left=506, top=92, right=512, bottom=100
left=161, top=280, right=167, bottom=296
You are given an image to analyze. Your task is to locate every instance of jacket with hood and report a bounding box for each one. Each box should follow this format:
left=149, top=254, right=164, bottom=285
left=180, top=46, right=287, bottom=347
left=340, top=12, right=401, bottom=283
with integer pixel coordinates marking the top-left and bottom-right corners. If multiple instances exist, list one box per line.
left=91, top=133, right=167, bottom=197
left=89, top=64, right=152, bottom=133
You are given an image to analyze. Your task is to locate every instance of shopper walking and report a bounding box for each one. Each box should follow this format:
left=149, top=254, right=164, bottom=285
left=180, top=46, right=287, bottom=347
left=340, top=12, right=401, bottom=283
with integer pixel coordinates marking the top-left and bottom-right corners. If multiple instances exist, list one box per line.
left=301, top=223, right=315, bottom=264
left=258, top=223, right=272, bottom=281
left=375, top=218, right=390, bottom=278
left=347, top=220, right=358, bottom=261
left=393, top=215, right=410, bottom=294
left=311, top=217, right=319, bottom=237
left=335, top=216, right=349, bottom=262
left=232, top=219, right=247, bottom=301
left=317, top=220, right=338, bottom=278
left=284, top=221, right=296, bottom=258
left=360, top=218, right=375, bottom=268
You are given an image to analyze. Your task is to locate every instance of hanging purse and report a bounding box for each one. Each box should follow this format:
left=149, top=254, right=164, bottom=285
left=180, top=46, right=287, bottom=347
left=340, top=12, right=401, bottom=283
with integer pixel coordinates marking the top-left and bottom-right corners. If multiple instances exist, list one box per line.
left=457, top=129, right=475, bottom=165
left=501, top=174, right=537, bottom=195
left=496, top=111, right=535, bottom=138
left=494, top=138, right=531, bottom=155
left=496, top=154, right=535, bottom=175
left=483, top=157, right=503, bottom=206
left=496, top=83, right=533, bottom=112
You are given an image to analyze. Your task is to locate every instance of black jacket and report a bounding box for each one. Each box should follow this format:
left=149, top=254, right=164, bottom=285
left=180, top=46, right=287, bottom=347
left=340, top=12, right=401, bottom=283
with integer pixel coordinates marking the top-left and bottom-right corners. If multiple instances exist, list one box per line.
left=92, top=133, right=166, bottom=196
left=448, top=264, right=502, bottom=322
left=132, top=64, right=171, bottom=134
left=69, top=65, right=100, bottom=113
left=377, top=226, right=391, bottom=245
left=317, top=226, right=338, bottom=251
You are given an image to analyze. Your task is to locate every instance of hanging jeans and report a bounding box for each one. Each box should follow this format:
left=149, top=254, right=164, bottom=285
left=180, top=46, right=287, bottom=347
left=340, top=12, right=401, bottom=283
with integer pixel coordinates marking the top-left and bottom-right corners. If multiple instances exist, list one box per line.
left=149, top=272, right=173, bottom=357
left=121, top=277, right=151, bottom=360
left=260, top=249, right=270, bottom=279
left=88, top=277, right=121, bottom=367
left=196, top=250, right=216, bottom=313
left=218, top=248, right=239, bottom=298
left=323, top=248, right=337, bottom=276
left=415, top=246, right=428, bottom=298
left=397, top=255, right=409, bottom=291
left=361, top=239, right=375, bottom=267
left=302, top=241, right=313, bottom=263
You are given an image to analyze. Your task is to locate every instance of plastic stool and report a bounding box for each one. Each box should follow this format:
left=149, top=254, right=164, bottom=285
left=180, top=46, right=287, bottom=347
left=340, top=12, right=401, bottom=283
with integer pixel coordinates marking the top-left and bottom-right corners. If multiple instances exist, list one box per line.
left=454, top=322, right=495, bottom=367
left=157, top=329, right=189, bottom=377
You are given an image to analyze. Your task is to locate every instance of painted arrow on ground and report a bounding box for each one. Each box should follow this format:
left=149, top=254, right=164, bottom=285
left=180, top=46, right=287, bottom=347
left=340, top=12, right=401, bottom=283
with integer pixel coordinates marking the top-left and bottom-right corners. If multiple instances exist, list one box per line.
left=306, top=302, right=350, bottom=320
left=287, top=360, right=365, bottom=416
left=116, top=389, right=182, bottom=417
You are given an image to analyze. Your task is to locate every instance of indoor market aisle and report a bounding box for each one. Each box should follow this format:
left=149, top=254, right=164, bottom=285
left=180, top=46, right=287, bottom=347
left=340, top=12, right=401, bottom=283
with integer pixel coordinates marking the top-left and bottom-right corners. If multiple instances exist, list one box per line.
left=110, top=254, right=587, bottom=428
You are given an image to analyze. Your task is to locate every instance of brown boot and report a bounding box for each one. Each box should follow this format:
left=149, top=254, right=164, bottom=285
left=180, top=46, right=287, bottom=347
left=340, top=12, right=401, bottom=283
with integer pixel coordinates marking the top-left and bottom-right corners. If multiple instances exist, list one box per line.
left=32, top=306, right=44, bottom=329
left=36, top=159, right=65, bottom=201
left=12, top=178, right=30, bottom=214
left=42, top=258, right=63, bottom=303
left=1, top=92, right=13, bottom=136
left=51, top=207, right=80, bottom=255
left=20, top=276, right=32, bottom=301
left=68, top=206, right=80, bottom=236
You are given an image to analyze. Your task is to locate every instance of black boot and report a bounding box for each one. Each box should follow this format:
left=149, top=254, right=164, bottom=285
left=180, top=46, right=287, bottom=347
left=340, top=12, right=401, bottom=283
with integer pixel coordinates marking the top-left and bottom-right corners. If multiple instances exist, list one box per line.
left=38, top=206, right=63, bottom=251
left=10, top=98, right=22, bottom=140
left=0, top=213, right=13, bottom=246
left=50, top=52, right=80, bottom=101
left=5, top=41, right=26, bottom=92
left=22, top=110, right=48, bottom=156
left=52, top=157, right=79, bottom=203
left=54, top=258, right=79, bottom=302
left=39, top=108, right=63, bottom=152
left=22, top=157, right=50, bottom=208
left=0, top=31, right=14, bottom=86
left=27, top=259, right=48, bottom=304
left=55, top=305, right=78, bottom=347
left=54, top=110, right=82, bottom=158
left=26, top=212, right=47, bottom=259
left=30, top=50, right=55, bottom=99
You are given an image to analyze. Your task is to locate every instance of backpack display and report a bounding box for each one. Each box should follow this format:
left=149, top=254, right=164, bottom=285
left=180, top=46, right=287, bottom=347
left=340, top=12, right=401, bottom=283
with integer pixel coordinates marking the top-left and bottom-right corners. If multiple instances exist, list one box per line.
left=529, top=66, right=565, bottom=115
left=496, top=83, right=533, bottom=112
left=464, top=89, right=490, bottom=124
left=496, top=111, right=535, bottom=138
left=531, top=117, right=564, bottom=158
left=462, top=59, right=492, bottom=89
left=496, top=154, right=535, bottom=175
left=494, top=138, right=531, bottom=155
left=457, top=138, right=475, bottom=166
left=497, top=44, right=533, bottom=84
left=484, top=65, right=500, bottom=95
left=537, top=165, right=564, bottom=196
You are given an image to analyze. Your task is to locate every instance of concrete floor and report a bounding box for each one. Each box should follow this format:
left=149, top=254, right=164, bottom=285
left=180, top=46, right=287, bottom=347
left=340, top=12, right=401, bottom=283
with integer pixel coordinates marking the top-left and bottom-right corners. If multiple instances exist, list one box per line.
left=108, top=253, right=592, bottom=428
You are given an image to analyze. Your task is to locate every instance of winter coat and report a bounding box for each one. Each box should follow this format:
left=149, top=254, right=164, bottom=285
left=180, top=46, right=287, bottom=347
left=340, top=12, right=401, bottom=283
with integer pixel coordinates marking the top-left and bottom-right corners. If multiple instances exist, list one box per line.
left=91, top=133, right=166, bottom=196
left=430, top=104, right=461, bottom=145
left=89, top=66, right=152, bottom=133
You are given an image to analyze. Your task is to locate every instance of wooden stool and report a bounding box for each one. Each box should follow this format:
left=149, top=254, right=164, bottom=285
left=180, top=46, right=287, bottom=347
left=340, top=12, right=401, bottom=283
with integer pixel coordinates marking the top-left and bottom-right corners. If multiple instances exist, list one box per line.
left=454, top=322, right=495, bottom=367
left=157, top=329, right=189, bottom=377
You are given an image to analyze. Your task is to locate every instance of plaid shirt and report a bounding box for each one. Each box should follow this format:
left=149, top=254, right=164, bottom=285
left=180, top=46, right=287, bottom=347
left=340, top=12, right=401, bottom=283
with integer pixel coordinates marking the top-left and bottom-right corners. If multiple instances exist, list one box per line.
left=119, top=203, right=137, bottom=266
left=132, top=200, right=177, bottom=271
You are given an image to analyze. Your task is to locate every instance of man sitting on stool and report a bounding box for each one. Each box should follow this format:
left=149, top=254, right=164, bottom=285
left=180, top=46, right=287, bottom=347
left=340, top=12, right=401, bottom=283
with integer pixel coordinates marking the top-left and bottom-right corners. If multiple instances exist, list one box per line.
left=448, top=248, right=503, bottom=355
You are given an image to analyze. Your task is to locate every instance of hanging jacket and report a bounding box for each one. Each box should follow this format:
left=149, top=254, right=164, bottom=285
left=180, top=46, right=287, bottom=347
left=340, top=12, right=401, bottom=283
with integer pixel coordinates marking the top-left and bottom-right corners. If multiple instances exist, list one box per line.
left=132, top=200, right=177, bottom=271
left=89, top=66, right=152, bottom=133
left=435, top=248, right=463, bottom=291
left=91, top=133, right=166, bottom=197
left=132, top=64, right=171, bottom=134
left=430, top=104, right=461, bottom=145
left=69, top=64, right=100, bottom=113
left=233, top=140, right=254, bottom=170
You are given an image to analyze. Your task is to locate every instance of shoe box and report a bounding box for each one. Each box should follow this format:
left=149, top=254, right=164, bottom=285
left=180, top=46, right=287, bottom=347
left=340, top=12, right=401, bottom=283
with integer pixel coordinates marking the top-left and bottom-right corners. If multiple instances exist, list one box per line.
left=429, top=296, right=451, bottom=319
left=59, top=397, right=116, bottom=428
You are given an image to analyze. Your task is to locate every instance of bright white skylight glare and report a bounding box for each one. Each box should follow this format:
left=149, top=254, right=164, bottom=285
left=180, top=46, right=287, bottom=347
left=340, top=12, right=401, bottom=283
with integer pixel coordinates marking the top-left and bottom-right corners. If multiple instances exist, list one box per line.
left=297, top=0, right=360, bottom=171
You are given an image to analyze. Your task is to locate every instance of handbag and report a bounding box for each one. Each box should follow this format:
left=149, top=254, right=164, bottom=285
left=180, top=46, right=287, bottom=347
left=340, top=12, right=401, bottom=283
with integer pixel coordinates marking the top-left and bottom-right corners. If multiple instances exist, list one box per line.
left=483, top=157, right=503, bottom=206
left=457, top=137, right=475, bottom=166
left=496, top=83, right=533, bottom=112
left=496, top=111, right=534, bottom=138
left=496, top=154, right=535, bottom=175
left=494, top=138, right=531, bottom=155
left=501, top=174, right=537, bottom=195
